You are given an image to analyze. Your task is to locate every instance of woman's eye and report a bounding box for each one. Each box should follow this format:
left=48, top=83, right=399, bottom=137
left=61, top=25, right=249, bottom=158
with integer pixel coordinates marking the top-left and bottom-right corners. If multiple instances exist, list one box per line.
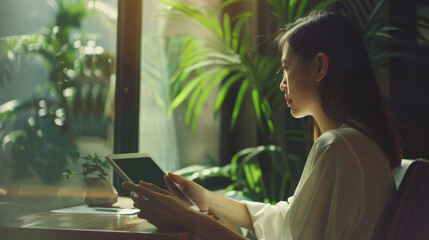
left=283, top=68, right=288, bottom=75
left=283, top=66, right=288, bottom=72
left=276, top=66, right=288, bottom=80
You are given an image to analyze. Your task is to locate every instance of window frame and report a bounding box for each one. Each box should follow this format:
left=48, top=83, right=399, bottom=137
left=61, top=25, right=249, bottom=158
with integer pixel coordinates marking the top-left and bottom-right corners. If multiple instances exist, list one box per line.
left=114, top=0, right=142, bottom=193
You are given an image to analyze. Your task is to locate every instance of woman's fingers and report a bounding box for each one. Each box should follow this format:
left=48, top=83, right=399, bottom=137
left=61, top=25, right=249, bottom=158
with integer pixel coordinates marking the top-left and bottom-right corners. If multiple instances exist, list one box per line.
left=164, top=175, right=183, bottom=194
left=138, top=180, right=171, bottom=196
left=137, top=207, right=153, bottom=220
left=133, top=196, right=148, bottom=209
left=138, top=210, right=146, bottom=219
left=164, top=175, right=193, bottom=205
left=166, top=172, right=189, bottom=193
left=122, top=182, right=159, bottom=200
left=168, top=172, right=187, bottom=186
left=123, top=181, right=195, bottom=232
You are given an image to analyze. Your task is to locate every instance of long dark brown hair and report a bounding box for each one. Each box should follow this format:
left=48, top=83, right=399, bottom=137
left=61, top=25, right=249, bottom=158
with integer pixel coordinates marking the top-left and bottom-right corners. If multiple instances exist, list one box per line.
left=276, top=9, right=402, bottom=168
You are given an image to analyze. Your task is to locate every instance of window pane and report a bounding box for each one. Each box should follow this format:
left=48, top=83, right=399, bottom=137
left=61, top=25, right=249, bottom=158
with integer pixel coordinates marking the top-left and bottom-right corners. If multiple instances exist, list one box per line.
left=139, top=0, right=222, bottom=172
left=0, top=0, right=117, bottom=214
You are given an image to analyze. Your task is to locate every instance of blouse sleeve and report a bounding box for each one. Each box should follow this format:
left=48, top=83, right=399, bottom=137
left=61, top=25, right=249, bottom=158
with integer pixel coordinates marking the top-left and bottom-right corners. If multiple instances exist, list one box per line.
left=243, top=133, right=366, bottom=240
left=243, top=198, right=293, bottom=240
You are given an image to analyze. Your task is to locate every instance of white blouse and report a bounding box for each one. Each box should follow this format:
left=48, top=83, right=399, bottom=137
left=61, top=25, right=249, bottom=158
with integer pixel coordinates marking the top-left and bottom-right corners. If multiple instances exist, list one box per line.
left=243, top=123, right=396, bottom=240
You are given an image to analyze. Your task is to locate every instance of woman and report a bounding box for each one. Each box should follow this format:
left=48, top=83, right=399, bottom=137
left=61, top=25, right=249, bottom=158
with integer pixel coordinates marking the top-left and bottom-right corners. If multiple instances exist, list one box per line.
left=122, top=9, right=401, bottom=240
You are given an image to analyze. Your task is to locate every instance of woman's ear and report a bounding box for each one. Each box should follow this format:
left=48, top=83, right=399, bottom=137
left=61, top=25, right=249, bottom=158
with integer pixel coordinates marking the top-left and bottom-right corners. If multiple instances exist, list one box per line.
left=315, top=52, right=329, bottom=82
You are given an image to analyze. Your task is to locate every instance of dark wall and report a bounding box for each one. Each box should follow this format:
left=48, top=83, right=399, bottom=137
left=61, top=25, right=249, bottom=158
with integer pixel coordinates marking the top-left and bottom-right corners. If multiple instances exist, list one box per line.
left=389, top=0, right=429, bottom=159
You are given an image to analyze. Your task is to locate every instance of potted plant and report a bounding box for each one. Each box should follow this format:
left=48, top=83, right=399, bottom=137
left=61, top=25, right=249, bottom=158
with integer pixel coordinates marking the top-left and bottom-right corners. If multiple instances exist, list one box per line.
left=64, top=153, right=117, bottom=207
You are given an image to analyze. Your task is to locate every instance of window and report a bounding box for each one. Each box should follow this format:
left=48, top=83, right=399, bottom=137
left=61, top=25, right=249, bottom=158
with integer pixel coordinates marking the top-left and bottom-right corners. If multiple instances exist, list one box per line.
left=0, top=0, right=117, bottom=207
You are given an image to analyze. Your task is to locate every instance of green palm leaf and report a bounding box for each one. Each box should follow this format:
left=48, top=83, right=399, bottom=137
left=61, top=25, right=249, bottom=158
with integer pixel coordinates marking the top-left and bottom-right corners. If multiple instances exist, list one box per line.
left=223, top=13, right=232, bottom=47
left=169, top=68, right=218, bottom=112
left=214, top=73, right=244, bottom=115
left=295, top=0, right=310, bottom=19
left=232, top=13, right=252, bottom=53
left=231, top=81, right=250, bottom=129
left=368, top=0, right=388, bottom=23
left=184, top=72, right=214, bottom=126
left=251, top=89, right=263, bottom=130
left=313, top=0, right=344, bottom=11
left=288, top=0, right=298, bottom=22
left=190, top=68, right=232, bottom=129
left=213, top=0, right=253, bottom=13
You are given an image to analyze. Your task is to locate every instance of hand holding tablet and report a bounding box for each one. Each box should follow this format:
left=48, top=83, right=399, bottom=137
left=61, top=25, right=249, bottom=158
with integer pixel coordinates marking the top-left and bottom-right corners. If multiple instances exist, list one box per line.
left=105, top=153, right=198, bottom=208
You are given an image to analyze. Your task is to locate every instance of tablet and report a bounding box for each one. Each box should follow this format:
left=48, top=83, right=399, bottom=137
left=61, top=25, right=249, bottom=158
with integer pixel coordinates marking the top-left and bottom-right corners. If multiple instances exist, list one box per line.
left=105, top=153, right=197, bottom=208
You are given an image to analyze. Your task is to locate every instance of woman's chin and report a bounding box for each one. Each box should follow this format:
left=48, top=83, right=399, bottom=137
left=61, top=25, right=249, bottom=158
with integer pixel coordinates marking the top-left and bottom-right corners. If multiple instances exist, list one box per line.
left=290, top=109, right=306, bottom=119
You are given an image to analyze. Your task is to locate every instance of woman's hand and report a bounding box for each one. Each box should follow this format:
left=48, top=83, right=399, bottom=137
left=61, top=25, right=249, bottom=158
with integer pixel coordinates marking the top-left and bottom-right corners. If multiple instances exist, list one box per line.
left=166, top=172, right=211, bottom=212
left=122, top=179, right=250, bottom=239
left=122, top=181, right=197, bottom=231
left=168, top=173, right=254, bottom=230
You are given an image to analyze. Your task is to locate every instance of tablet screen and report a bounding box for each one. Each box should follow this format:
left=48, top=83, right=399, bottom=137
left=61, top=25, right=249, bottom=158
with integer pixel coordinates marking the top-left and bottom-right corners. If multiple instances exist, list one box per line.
left=107, top=153, right=196, bottom=207
left=113, top=156, right=168, bottom=191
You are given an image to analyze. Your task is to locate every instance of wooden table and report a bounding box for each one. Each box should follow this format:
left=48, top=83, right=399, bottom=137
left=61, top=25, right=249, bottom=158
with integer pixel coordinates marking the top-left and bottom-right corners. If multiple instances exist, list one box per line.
left=0, top=197, right=195, bottom=240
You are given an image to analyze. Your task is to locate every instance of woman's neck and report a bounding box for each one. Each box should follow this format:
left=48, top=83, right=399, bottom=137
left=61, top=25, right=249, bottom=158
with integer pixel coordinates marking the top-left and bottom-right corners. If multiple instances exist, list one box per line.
left=312, top=111, right=341, bottom=134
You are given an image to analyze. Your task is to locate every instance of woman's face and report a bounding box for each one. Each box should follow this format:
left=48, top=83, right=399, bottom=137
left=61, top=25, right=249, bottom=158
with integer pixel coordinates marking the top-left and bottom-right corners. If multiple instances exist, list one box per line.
left=279, top=43, right=321, bottom=118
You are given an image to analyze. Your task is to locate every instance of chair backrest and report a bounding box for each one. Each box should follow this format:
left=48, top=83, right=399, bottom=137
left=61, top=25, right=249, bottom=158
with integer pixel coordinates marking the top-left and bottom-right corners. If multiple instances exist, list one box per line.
left=374, top=160, right=429, bottom=240
left=393, top=159, right=415, bottom=189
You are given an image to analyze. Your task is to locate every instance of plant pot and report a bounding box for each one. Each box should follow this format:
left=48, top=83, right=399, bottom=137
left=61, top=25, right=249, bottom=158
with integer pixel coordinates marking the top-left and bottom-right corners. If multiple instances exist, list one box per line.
left=84, top=177, right=118, bottom=207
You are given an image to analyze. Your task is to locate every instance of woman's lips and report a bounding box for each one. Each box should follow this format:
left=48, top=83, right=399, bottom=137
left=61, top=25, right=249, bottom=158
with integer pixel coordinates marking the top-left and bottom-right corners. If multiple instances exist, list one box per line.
left=285, top=94, right=292, bottom=106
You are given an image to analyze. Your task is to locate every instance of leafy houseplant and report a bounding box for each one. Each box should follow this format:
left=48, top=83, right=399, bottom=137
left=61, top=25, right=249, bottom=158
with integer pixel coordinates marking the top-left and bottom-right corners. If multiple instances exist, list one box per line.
left=0, top=0, right=115, bottom=184
left=64, top=153, right=117, bottom=207
left=0, top=0, right=88, bottom=184
left=63, top=153, right=110, bottom=179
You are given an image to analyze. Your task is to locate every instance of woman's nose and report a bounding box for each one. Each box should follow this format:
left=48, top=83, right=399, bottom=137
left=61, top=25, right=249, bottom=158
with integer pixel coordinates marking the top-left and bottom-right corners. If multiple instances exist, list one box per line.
left=280, top=80, right=287, bottom=92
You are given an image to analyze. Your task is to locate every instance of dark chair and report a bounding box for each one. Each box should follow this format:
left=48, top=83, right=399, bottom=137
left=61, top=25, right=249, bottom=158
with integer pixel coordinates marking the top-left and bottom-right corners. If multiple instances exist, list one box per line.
left=373, top=159, right=429, bottom=240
